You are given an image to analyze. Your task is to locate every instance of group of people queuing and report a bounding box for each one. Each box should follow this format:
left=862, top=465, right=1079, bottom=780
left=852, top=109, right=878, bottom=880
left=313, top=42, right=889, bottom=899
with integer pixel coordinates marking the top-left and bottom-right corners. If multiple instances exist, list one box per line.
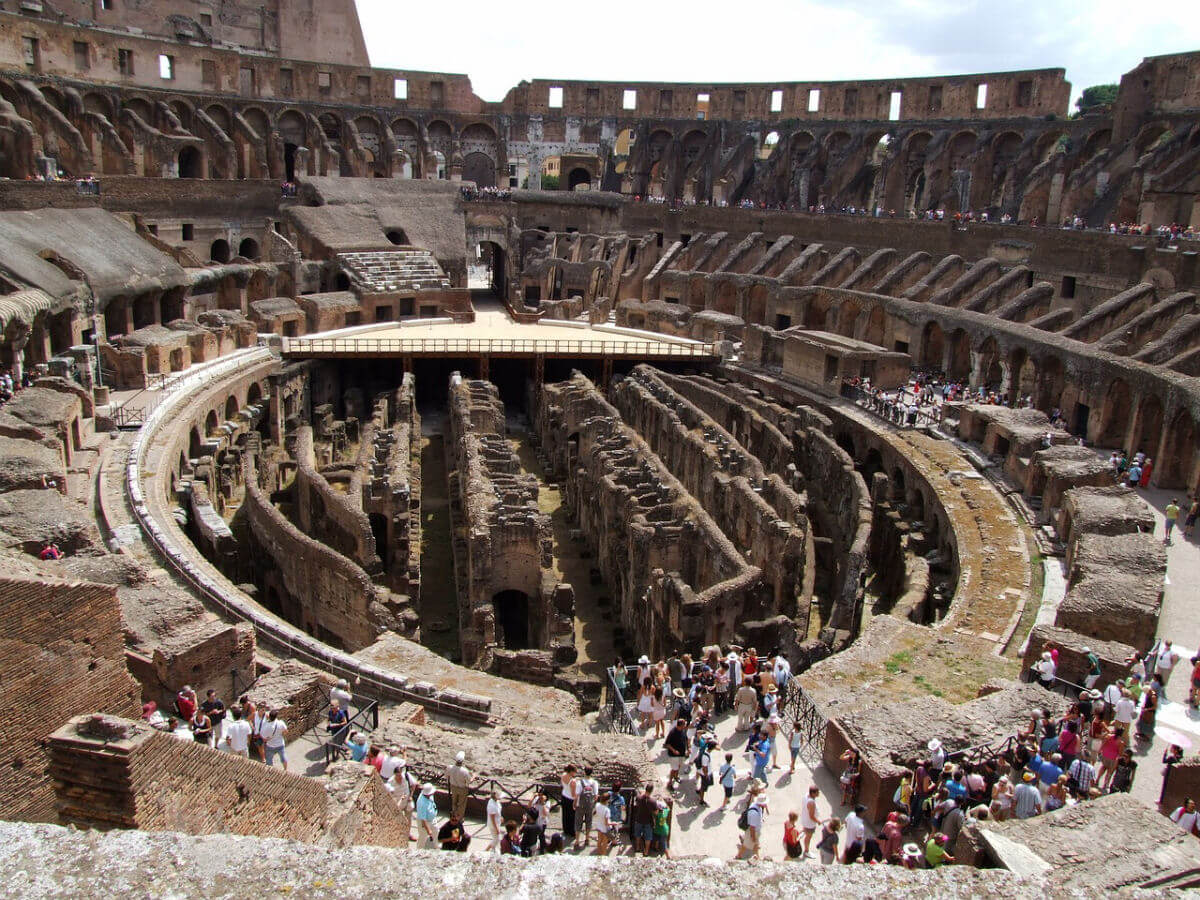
left=1107, top=449, right=1198, bottom=544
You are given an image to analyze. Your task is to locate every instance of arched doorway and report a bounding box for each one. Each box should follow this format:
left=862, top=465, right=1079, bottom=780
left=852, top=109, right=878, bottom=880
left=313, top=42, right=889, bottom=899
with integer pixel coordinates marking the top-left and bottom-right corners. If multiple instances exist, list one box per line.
left=210, top=239, right=230, bottom=263
left=205, top=410, right=220, bottom=436
left=1132, top=395, right=1164, bottom=459
left=567, top=167, right=591, bottom=191
left=920, top=321, right=945, bottom=370
left=178, top=146, right=201, bottom=178
left=493, top=590, right=531, bottom=649
left=947, top=330, right=971, bottom=381
left=462, top=151, right=496, bottom=188
left=238, top=237, right=260, bottom=260
left=478, top=241, right=506, bottom=296
left=1097, top=379, right=1132, bottom=448
left=386, top=229, right=408, bottom=245
left=225, top=395, right=238, bottom=421
left=1159, top=409, right=1198, bottom=488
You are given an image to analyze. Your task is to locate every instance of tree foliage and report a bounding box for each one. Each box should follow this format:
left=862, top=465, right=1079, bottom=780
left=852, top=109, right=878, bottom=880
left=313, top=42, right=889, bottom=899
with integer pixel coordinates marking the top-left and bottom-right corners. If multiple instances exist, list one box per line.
left=1074, top=84, right=1119, bottom=116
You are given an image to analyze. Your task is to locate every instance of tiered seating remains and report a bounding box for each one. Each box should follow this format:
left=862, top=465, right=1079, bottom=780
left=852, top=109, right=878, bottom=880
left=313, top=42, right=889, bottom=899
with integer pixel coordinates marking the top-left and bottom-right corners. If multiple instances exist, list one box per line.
left=337, top=250, right=450, bottom=295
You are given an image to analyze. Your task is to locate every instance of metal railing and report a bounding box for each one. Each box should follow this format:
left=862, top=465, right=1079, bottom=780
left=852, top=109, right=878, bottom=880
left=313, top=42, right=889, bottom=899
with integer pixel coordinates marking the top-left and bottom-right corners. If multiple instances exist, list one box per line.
left=777, top=679, right=828, bottom=767
left=322, top=699, right=381, bottom=766
left=281, top=336, right=718, bottom=358
left=1020, top=666, right=1090, bottom=701
left=601, top=665, right=640, bottom=735
left=841, top=381, right=944, bottom=429
left=109, top=372, right=169, bottom=429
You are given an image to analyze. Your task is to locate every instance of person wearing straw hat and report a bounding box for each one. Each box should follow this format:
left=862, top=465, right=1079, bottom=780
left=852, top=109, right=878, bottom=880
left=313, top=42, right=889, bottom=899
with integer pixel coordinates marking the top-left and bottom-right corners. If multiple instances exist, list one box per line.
left=1014, top=771, right=1042, bottom=819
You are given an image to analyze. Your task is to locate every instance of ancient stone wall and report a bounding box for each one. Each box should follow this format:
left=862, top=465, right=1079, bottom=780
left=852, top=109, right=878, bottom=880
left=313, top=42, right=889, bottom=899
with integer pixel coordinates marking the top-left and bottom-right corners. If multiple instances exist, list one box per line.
left=49, top=714, right=329, bottom=839
left=536, top=373, right=761, bottom=657
left=0, top=576, right=142, bottom=823
left=448, top=375, right=571, bottom=670
left=292, top=425, right=380, bottom=572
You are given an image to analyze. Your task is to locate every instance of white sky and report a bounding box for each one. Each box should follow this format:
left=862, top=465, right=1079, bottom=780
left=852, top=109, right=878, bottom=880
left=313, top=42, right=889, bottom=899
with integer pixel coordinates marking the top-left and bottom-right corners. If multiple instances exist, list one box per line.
left=358, top=0, right=1200, bottom=111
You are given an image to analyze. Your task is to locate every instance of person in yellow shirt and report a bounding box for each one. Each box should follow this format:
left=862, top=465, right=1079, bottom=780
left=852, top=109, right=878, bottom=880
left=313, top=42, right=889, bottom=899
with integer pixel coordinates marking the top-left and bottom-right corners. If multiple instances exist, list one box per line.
left=1165, top=498, right=1181, bottom=545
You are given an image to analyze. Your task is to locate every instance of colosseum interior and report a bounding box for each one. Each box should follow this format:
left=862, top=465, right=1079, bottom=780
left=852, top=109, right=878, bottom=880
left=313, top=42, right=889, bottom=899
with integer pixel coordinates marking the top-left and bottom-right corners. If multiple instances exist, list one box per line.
left=1, top=0, right=1200, bottom=893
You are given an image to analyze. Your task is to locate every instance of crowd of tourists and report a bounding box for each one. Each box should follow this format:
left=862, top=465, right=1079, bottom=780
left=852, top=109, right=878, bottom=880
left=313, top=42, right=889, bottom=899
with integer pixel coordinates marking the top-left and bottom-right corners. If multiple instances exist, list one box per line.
left=280, top=181, right=299, bottom=197
left=0, top=368, right=32, bottom=405
left=460, top=186, right=513, bottom=202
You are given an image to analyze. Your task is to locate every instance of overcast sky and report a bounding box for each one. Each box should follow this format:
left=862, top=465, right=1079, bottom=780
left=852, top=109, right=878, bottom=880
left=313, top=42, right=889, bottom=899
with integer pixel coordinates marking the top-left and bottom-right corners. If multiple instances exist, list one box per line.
left=358, top=0, right=1200, bottom=110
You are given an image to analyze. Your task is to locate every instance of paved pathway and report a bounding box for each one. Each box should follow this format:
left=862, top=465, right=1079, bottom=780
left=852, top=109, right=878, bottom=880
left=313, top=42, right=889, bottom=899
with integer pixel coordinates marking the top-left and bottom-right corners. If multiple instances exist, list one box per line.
left=1122, top=486, right=1200, bottom=809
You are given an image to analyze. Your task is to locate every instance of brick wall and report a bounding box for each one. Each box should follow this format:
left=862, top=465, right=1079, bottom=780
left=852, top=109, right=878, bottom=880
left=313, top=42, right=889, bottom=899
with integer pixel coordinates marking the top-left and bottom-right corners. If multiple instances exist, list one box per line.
left=0, top=576, right=141, bottom=823
left=50, top=714, right=327, bottom=840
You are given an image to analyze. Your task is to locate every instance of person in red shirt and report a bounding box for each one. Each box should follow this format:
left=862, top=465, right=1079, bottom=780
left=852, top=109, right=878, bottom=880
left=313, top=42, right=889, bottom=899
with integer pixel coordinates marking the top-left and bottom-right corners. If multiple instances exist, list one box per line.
left=175, top=686, right=197, bottom=721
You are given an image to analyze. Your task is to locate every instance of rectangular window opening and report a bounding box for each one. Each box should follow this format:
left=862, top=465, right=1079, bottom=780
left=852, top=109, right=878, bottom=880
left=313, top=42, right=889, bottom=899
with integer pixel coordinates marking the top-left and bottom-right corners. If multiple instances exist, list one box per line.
left=807, top=88, right=820, bottom=113
left=696, top=92, right=709, bottom=120
left=771, top=89, right=784, bottom=113
left=73, top=41, right=89, bottom=71
left=623, top=89, right=637, bottom=111
left=394, top=78, right=408, bottom=100
left=548, top=86, right=563, bottom=108
left=118, top=48, right=134, bottom=76
left=279, top=68, right=293, bottom=95
left=976, top=83, right=988, bottom=110
left=200, top=59, right=216, bottom=87
left=888, top=90, right=903, bottom=121
left=22, top=37, right=39, bottom=69
left=101, top=0, right=114, bottom=8
left=158, top=54, right=175, bottom=80
left=1061, top=275, right=1076, bottom=299
left=356, top=75, right=371, bottom=98
left=182, top=224, right=194, bottom=241
left=199, top=13, right=212, bottom=27
left=318, top=71, right=332, bottom=92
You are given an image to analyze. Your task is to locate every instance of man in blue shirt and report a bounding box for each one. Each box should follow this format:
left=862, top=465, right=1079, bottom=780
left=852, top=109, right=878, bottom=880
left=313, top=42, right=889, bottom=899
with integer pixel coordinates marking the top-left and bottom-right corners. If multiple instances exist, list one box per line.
left=416, top=783, right=438, bottom=848
left=1038, top=753, right=1064, bottom=798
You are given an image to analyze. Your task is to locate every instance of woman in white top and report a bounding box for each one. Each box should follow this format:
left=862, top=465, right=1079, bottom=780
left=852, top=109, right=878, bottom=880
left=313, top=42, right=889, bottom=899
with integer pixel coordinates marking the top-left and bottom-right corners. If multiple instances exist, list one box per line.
left=486, top=789, right=504, bottom=852
left=595, top=790, right=614, bottom=854
left=636, top=678, right=655, bottom=730
left=651, top=687, right=667, bottom=738
left=989, top=776, right=1014, bottom=822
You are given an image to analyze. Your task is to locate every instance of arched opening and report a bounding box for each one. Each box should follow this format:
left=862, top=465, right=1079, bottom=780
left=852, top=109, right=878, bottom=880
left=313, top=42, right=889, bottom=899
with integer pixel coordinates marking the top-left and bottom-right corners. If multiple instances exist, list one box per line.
left=1132, top=395, right=1164, bottom=460
left=920, top=321, right=945, bottom=370
left=247, top=382, right=263, bottom=406
left=237, top=237, right=260, bottom=260
left=368, top=512, right=389, bottom=569
left=977, top=337, right=1002, bottom=389
left=335, top=272, right=351, bottom=291
left=1098, top=379, right=1132, bottom=448
left=1009, top=348, right=1035, bottom=401
left=283, top=143, right=299, bottom=182
left=714, top=281, right=737, bottom=315
left=493, top=590, right=531, bottom=649
left=567, top=167, right=591, bottom=191
left=205, top=409, right=220, bottom=437
left=225, top=395, right=238, bottom=421
left=862, top=305, right=886, bottom=346
left=432, top=150, right=447, bottom=180
left=1159, top=409, right=1197, bottom=488
left=861, top=447, right=884, bottom=484
left=132, top=294, right=157, bottom=330
left=188, top=427, right=202, bottom=460
left=947, top=329, right=971, bottom=381
left=478, top=241, right=506, bottom=295
left=210, top=240, right=230, bottom=263
left=1035, top=356, right=1065, bottom=413
left=386, top=229, right=408, bottom=246
left=394, top=151, right=412, bottom=179
left=462, top=151, right=496, bottom=188
left=178, top=146, right=201, bottom=179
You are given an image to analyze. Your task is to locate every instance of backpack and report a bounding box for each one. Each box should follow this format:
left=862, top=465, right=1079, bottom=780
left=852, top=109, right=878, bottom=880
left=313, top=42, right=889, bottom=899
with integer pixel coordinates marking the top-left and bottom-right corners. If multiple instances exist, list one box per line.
left=737, top=806, right=750, bottom=830
left=576, top=779, right=597, bottom=814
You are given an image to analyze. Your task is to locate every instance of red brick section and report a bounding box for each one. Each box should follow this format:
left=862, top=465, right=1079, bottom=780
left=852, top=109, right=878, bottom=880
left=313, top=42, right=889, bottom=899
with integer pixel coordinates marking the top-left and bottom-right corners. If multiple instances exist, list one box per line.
left=0, top=576, right=142, bottom=822
left=50, top=715, right=327, bottom=840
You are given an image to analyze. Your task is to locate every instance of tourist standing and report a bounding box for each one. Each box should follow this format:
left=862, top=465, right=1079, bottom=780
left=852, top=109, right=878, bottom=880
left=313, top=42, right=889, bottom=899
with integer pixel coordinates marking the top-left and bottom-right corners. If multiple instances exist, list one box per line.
left=447, top=751, right=471, bottom=821
left=664, top=718, right=689, bottom=791
left=800, top=785, right=821, bottom=856
left=816, top=817, right=841, bottom=865
left=734, top=678, right=757, bottom=731
left=260, top=710, right=288, bottom=769
left=560, top=764, right=580, bottom=841
left=574, top=766, right=599, bottom=848
left=486, top=788, right=504, bottom=853
left=218, top=706, right=251, bottom=758
left=415, top=783, right=438, bottom=848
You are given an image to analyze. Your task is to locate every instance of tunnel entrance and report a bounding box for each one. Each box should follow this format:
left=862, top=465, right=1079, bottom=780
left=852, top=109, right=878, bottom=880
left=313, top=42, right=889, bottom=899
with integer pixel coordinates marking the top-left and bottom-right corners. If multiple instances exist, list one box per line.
left=493, top=589, right=531, bottom=649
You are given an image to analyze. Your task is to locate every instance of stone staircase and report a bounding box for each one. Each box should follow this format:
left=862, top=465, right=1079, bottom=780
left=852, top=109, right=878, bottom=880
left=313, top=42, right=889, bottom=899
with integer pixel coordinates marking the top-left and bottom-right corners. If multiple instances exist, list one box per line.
left=337, top=250, right=449, bottom=294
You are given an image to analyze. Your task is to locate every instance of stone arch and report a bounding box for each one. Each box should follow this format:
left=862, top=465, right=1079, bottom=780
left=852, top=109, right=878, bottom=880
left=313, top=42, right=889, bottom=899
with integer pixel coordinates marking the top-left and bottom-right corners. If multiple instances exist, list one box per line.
left=714, top=280, right=737, bottom=315
left=123, top=96, right=154, bottom=124
left=242, top=106, right=270, bottom=139
left=838, top=299, right=862, bottom=338
left=1035, top=130, right=1067, bottom=163
left=861, top=304, right=886, bottom=346
left=948, top=130, right=978, bottom=165
left=318, top=112, right=342, bottom=143
left=975, top=336, right=1002, bottom=388
left=805, top=294, right=831, bottom=330
left=210, top=239, right=230, bottom=264
left=204, top=103, right=232, bottom=134
left=567, top=167, right=591, bottom=191
left=83, top=92, right=113, bottom=118
left=1081, top=128, right=1112, bottom=161
left=205, top=409, right=220, bottom=437
left=426, top=120, right=453, bottom=153
left=462, top=151, right=496, bottom=188
left=247, top=382, right=263, bottom=406
left=189, top=427, right=202, bottom=459
left=168, top=100, right=193, bottom=131
left=919, top=321, right=945, bottom=370
left=746, top=284, right=769, bottom=324
left=178, top=145, right=202, bottom=178
left=761, top=131, right=780, bottom=160
left=1134, top=121, right=1171, bottom=156
left=681, top=129, right=707, bottom=166
left=1158, top=408, right=1198, bottom=489
left=1097, top=378, right=1132, bottom=448
left=225, top=395, right=239, bottom=421
left=1035, top=355, right=1065, bottom=412
left=245, top=270, right=269, bottom=301
left=238, top=237, right=260, bottom=261
left=947, top=328, right=971, bottom=381
left=825, top=131, right=852, bottom=157
left=1132, top=394, right=1164, bottom=459
left=1009, top=347, right=1035, bottom=400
